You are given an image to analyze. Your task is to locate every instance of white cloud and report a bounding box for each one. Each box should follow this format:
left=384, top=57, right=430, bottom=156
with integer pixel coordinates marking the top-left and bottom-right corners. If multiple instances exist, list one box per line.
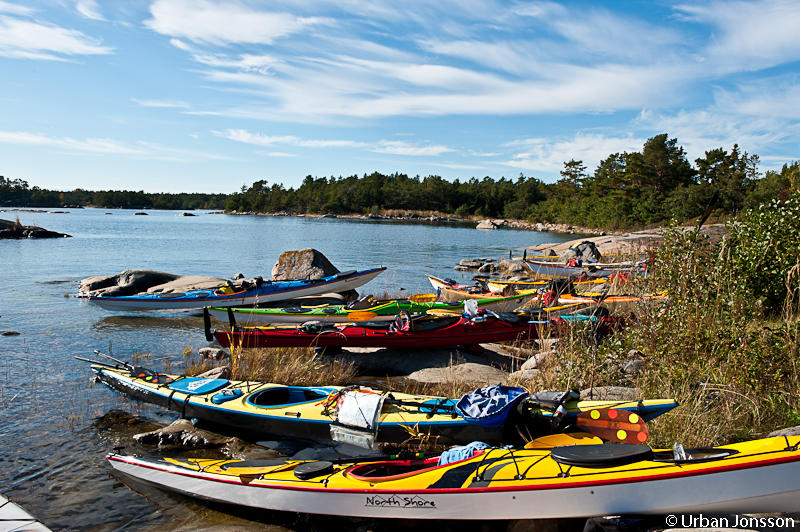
left=76, top=0, right=104, bottom=21
left=502, top=133, right=644, bottom=173
left=132, top=98, right=191, bottom=109
left=0, top=15, right=112, bottom=60
left=0, top=1, right=34, bottom=15
left=214, top=128, right=454, bottom=156
left=145, top=0, right=332, bottom=45
left=371, top=141, right=454, bottom=156
left=0, top=130, right=230, bottom=162
left=674, top=0, right=800, bottom=73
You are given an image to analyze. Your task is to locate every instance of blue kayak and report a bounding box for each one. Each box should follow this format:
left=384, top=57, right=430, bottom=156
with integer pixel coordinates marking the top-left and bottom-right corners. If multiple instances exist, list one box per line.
left=84, top=267, right=386, bottom=310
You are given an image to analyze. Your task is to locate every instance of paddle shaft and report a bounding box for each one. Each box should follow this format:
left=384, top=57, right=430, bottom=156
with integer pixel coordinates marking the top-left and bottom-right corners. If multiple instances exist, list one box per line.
left=93, top=350, right=133, bottom=370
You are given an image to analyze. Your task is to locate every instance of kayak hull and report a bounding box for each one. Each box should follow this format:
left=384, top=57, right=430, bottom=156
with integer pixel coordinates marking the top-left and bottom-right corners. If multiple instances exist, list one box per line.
left=108, top=436, right=800, bottom=519
left=213, top=315, right=544, bottom=349
left=86, top=267, right=386, bottom=310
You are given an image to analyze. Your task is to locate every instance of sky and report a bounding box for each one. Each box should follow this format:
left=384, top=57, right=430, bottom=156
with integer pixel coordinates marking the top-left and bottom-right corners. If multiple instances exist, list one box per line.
left=1, top=0, right=799, bottom=193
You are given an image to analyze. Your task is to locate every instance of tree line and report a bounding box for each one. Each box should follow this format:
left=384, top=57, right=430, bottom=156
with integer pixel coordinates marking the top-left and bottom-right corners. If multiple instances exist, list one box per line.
left=3, top=133, right=798, bottom=228
left=0, top=177, right=227, bottom=210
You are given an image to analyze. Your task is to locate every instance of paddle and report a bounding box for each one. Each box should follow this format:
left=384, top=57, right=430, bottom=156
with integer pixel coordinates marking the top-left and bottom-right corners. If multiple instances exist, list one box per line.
left=576, top=408, right=649, bottom=444
left=346, top=311, right=379, bottom=322
left=93, top=349, right=134, bottom=371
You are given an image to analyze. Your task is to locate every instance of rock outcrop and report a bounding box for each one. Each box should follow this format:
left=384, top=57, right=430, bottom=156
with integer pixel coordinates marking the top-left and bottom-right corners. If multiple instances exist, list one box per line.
left=0, top=218, right=70, bottom=239
left=271, top=248, right=340, bottom=280
left=78, top=270, right=226, bottom=297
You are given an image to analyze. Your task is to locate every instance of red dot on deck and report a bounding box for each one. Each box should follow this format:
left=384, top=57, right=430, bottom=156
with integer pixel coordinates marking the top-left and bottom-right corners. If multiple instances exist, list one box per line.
left=637, top=432, right=648, bottom=442
left=607, top=409, right=618, bottom=419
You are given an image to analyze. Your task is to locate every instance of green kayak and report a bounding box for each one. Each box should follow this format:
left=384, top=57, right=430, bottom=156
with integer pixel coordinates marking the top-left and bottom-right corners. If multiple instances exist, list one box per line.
left=206, top=291, right=538, bottom=325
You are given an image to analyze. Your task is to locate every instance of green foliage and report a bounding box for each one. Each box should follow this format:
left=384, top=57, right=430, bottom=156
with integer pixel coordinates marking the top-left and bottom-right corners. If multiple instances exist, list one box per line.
left=0, top=175, right=227, bottom=209
left=725, top=192, right=800, bottom=313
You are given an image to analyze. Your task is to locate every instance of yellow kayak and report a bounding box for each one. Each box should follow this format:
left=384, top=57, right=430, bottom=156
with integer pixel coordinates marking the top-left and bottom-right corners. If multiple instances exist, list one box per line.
left=108, top=434, right=800, bottom=519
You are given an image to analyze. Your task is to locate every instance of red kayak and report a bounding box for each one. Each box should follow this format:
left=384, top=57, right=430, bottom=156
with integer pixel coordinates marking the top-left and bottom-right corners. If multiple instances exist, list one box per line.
left=211, top=312, right=546, bottom=349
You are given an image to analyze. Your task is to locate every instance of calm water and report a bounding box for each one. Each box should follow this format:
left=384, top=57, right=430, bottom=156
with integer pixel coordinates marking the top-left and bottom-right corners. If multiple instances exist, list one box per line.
left=0, top=208, right=575, bottom=530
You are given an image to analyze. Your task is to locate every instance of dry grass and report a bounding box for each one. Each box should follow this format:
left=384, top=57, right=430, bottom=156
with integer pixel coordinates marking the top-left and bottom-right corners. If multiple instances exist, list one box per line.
left=185, top=345, right=357, bottom=386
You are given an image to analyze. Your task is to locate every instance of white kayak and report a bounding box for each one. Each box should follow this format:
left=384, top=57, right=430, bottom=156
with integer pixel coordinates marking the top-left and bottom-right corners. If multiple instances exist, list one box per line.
left=0, top=494, right=52, bottom=532
left=108, top=434, right=800, bottom=519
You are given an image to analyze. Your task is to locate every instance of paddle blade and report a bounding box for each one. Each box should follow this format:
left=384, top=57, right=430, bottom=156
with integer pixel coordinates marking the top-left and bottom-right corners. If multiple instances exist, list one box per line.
left=346, top=311, right=378, bottom=322
left=576, top=408, right=649, bottom=444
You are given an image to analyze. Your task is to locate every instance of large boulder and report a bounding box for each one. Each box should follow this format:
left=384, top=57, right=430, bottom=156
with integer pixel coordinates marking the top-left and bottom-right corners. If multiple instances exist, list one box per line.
left=561, top=240, right=601, bottom=261
left=271, top=248, right=340, bottom=280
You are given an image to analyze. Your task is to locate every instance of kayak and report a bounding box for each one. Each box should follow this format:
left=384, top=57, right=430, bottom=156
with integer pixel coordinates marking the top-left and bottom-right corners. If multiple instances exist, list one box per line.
left=88, top=364, right=677, bottom=445
left=523, top=259, right=645, bottom=279
left=0, top=493, right=52, bottom=532
left=84, top=267, right=386, bottom=310
left=206, top=291, right=538, bottom=325
left=210, top=312, right=559, bottom=349
left=108, top=434, right=800, bottom=519
left=485, top=277, right=609, bottom=293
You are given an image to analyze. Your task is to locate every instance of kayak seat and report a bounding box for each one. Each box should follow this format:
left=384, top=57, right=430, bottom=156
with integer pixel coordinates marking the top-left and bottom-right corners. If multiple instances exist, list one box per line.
left=551, top=444, right=653, bottom=467
left=347, top=458, right=441, bottom=481
left=408, top=316, right=460, bottom=332
left=248, top=386, right=330, bottom=407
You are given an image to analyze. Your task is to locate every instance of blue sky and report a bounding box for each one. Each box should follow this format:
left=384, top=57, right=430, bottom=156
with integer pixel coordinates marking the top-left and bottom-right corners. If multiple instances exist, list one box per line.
left=1, top=0, right=799, bottom=193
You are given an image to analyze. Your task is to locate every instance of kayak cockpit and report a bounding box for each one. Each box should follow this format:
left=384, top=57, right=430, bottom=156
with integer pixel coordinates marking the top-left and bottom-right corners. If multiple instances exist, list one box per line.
left=247, top=386, right=334, bottom=408
left=347, top=458, right=443, bottom=481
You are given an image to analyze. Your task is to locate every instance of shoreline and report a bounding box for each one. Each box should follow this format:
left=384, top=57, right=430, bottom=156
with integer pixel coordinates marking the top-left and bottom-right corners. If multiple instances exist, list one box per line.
left=220, top=209, right=608, bottom=235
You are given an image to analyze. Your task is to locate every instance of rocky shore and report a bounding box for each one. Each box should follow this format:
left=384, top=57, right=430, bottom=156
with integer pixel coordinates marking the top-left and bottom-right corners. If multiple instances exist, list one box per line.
left=0, top=218, right=71, bottom=239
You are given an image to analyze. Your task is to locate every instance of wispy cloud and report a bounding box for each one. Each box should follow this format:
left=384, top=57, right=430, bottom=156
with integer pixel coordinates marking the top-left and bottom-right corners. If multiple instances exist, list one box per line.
left=0, top=13, right=112, bottom=60
left=0, top=130, right=230, bottom=162
left=132, top=98, right=191, bottom=109
left=674, top=0, right=800, bottom=73
left=214, top=128, right=453, bottom=156
left=0, top=1, right=34, bottom=16
left=75, top=0, right=104, bottom=21
left=502, top=133, right=644, bottom=173
left=144, top=0, right=332, bottom=45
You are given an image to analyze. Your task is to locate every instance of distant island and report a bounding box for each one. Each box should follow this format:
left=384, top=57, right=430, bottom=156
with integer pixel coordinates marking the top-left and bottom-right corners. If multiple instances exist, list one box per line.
left=2, top=134, right=797, bottom=230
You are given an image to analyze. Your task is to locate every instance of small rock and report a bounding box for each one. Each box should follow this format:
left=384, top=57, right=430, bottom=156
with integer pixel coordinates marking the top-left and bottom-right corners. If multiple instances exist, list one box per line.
left=231, top=273, right=245, bottom=280
left=477, top=263, right=496, bottom=274
left=459, top=259, right=484, bottom=268
left=198, top=347, right=229, bottom=360
left=133, top=418, right=233, bottom=448
left=178, top=212, right=196, bottom=217
left=454, top=265, right=471, bottom=271
left=497, top=259, right=530, bottom=274
left=407, top=362, right=508, bottom=385
left=476, top=219, right=499, bottom=230
left=509, top=368, right=539, bottom=380
left=520, top=351, right=551, bottom=371
left=623, top=358, right=646, bottom=377
left=196, top=365, right=231, bottom=379
left=134, top=212, right=148, bottom=215
left=768, top=426, right=800, bottom=438
left=1, top=330, right=21, bottom=336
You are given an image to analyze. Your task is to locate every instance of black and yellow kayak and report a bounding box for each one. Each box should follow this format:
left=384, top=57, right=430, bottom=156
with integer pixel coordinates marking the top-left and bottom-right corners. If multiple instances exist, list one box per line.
left=108, top=433, right=800, bottom=518
left=88, top=362, right=677, bottom=445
